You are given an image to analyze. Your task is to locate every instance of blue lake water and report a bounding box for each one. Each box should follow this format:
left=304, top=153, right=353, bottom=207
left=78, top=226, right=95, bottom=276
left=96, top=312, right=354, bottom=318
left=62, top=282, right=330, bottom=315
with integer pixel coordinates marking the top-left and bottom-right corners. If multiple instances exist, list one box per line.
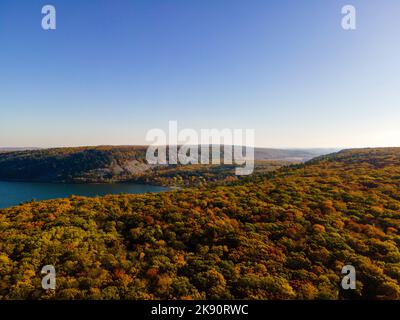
left=0, top=181, right=169, bottom=209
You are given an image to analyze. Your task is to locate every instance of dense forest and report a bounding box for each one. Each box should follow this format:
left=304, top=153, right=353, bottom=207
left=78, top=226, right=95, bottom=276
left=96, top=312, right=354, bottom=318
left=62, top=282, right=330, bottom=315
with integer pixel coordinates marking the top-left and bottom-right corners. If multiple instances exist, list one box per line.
left=0, top=148, right=399, bottom=299
left=0, top=146, right=149, bottom=183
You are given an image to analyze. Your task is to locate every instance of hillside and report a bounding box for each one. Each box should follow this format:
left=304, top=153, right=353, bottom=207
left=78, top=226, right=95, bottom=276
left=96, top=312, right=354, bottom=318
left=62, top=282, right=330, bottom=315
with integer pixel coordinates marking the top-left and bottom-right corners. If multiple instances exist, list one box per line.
left=0, top=146, right=332, bottom=185
left=0, top=148, right=399, bottom=300
left=0, top=146, right=149, bottom=183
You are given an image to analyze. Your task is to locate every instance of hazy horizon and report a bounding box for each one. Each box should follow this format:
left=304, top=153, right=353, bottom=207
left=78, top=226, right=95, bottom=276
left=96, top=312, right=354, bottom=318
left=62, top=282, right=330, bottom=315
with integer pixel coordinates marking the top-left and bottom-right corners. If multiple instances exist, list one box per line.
left=0, top=144, right=396, bottom=151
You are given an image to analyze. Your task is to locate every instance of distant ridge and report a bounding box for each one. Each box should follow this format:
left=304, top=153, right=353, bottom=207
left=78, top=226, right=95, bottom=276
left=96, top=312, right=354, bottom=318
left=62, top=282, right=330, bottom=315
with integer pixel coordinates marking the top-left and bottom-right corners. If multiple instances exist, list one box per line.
left=0, top=145, right=337, bottom=184
left=254, top=147, right=339, bottom=162
left=0, top=147, right=41, bottom=153
left=0, top=145, right=336, bottom=160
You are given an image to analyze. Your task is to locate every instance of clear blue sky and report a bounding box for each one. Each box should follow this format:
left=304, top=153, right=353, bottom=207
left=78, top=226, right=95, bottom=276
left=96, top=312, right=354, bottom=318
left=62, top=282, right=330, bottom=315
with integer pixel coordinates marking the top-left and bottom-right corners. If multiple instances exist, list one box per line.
left=1, top=0, right=399, bottom=148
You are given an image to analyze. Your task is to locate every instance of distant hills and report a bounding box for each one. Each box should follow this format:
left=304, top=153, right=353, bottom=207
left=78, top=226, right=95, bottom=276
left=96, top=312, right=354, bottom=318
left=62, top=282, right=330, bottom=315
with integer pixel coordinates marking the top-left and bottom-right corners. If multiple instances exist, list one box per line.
left=0, top=145, right=336, bottom=184
left=254, top=147, right=339, bottom=162
left=0, top=147, right=41, bottom=153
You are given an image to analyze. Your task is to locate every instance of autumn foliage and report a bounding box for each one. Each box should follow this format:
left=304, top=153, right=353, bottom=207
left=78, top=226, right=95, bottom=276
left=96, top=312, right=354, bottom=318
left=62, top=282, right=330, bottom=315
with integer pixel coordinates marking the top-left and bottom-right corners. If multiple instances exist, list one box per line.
left=0, top=148, right=399, bottom=300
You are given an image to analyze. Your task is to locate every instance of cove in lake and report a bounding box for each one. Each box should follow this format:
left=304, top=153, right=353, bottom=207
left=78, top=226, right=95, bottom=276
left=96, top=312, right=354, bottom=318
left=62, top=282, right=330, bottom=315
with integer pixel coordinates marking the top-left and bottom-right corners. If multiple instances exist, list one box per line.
left=0, top=181, right=169, bottom=209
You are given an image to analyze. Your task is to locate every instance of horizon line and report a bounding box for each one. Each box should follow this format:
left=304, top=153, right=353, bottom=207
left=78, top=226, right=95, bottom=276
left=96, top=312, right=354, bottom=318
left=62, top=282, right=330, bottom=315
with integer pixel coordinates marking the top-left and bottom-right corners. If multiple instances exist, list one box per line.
left=1, top=144, right=400, bottom=150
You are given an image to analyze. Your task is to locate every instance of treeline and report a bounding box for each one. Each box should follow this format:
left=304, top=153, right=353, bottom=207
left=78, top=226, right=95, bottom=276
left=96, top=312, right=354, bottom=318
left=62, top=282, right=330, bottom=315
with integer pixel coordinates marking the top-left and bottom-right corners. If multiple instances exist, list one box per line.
left=0, top=148, right=399, bottom=299
left=140, top=161, right=286, bottom=187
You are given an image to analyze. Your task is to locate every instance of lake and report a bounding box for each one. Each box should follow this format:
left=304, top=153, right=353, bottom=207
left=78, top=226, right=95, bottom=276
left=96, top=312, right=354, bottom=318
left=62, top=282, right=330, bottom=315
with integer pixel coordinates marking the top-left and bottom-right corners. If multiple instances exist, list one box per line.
left=0, top=181, right=169, bottom=209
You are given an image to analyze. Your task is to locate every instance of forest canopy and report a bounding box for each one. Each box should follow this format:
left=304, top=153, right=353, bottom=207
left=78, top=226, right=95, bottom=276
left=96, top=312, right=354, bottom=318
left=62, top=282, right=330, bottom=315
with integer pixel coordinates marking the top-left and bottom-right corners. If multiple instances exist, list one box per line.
left=0, top=148, right=399, bottom=300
